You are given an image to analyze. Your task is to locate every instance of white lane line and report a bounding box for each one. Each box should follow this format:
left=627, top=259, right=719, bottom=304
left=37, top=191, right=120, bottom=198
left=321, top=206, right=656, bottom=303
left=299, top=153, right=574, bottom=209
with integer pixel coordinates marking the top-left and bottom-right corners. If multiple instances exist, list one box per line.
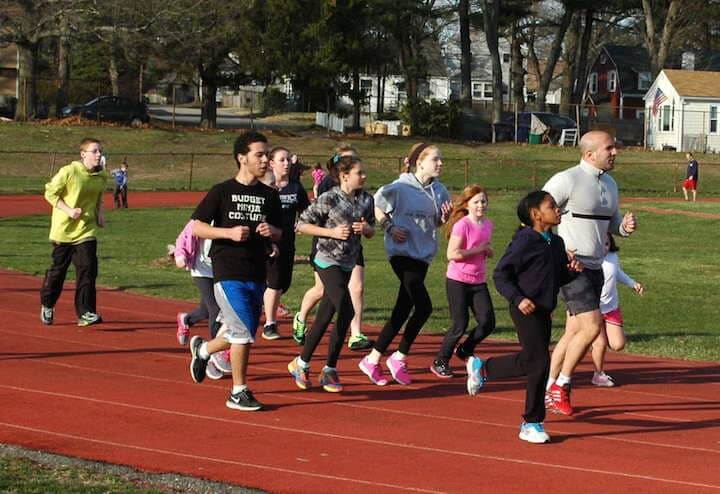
left=1, top=385, right=719, bottom=491
left=0, top=422, right=443, bottom=493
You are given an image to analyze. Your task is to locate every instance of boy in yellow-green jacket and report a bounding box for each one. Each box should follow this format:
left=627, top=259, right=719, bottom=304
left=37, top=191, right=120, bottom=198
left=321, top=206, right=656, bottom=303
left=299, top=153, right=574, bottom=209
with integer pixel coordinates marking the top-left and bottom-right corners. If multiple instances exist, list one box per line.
left=40, top=138, right=109, bottom=326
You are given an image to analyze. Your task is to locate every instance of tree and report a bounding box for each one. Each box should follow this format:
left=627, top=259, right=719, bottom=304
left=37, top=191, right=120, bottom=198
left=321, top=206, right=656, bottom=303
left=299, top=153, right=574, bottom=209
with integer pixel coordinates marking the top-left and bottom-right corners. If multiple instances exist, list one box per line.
left=458, top=0, right=472, bottom=109
left=481, top=0, right=502, bottom=128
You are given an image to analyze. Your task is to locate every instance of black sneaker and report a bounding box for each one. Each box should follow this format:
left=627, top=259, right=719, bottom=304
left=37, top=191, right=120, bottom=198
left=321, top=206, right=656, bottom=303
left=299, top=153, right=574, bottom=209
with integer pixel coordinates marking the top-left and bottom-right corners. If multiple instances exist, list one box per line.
left=262, top=323, right=281, bottom=340
left=189, top=335, right=208, bottom=383
left=40, top=305, right=54, bottom=325
left=430, top=359, right=454, bottom=379
left=226, top=388, right=263, bottom=411
left=455, top=345, right=472, bottom=361
left=77, top=312, right=102, bottom=327
left=348, top=334, right=374, bottom=351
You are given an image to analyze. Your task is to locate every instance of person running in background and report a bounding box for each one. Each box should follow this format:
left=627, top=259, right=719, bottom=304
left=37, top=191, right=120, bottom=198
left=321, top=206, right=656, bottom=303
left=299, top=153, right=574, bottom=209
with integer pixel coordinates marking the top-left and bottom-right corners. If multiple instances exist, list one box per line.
left=261, top=146, right=310, bottom=340
left=293, top=144, right=374, bottom=352
left=590, top=233, right=644, bottom=387
left=111, top=160, right=129, bottom=208
left=187, top=131, right=282, bottom=411
left=682, top=152, right=699, bottom=202
left=287, top=155, right=375, bottom=392
left=359, top=142, right=452, bottom=386
left=40, top=137, right=109, bottom=327
left=467, top=190, right=582, bottom=444
left=431, top=184, right=495, bottom=379
left=311, top=162, right=326, bottom=200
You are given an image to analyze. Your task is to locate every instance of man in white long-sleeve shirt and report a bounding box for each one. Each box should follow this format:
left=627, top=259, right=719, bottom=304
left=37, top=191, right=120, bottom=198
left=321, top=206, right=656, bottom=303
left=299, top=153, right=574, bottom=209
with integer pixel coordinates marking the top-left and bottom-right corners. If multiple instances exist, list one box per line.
left=542, top=130, right=637, bottom=415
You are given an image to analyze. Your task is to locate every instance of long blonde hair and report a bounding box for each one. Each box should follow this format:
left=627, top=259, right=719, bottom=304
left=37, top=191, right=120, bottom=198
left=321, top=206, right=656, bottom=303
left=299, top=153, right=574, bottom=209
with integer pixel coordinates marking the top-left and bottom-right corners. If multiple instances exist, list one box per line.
left=445, top=184, right=486, bottom=239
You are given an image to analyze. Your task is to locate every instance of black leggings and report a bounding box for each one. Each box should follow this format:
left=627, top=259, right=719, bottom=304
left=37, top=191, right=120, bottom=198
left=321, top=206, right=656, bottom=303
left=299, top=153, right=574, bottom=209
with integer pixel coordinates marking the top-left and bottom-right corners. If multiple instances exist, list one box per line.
left=437, top=279, right=495, bottom=361
left=485, top=305, right=552, bottom=424
left=186, top=276, right=221, bottom=338
left=301, top=265, right=354, bottom=368
left=374, top=256, right=432, bottom=356
left=40, top=240, right=98, bottom=317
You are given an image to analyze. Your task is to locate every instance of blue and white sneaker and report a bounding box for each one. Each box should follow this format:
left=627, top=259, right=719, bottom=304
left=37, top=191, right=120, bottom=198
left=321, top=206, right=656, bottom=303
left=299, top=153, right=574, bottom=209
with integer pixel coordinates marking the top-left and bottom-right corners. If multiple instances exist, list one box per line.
left=466, top=355, right=485, bottom=396
left=519, top=422, right=551, bottom=444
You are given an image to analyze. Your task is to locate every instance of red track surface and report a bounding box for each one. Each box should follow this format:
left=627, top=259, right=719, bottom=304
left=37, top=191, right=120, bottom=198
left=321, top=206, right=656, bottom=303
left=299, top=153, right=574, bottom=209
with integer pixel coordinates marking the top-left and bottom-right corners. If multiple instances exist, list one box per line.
left=1, top=193, right=719, bottom=493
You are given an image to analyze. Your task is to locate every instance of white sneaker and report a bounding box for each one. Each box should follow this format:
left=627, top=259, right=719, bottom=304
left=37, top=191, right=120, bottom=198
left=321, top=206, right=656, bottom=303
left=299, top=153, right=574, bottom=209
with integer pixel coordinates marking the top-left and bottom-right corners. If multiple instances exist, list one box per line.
left=592, top=371, right=615, bottom=387
left=211, top=350, right=232, bottom=374
left=466, top=356, right=485, bottom=396
left=205, top=359, right=224, bottom=380
left=519, top=422, right=550, bottom=444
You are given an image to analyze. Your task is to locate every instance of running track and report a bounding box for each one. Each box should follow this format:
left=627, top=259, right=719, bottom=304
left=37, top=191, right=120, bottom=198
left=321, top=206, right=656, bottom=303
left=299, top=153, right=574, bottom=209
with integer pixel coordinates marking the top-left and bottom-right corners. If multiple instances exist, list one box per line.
left=1, top=193, right=719, bottom=493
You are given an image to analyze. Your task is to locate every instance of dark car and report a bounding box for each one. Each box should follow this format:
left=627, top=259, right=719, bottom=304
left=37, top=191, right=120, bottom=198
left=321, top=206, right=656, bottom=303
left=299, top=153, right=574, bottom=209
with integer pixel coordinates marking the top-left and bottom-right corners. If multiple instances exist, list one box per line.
left=494, top=112, right=577, bottom=144
left=61, top=96, right=149, bottom=127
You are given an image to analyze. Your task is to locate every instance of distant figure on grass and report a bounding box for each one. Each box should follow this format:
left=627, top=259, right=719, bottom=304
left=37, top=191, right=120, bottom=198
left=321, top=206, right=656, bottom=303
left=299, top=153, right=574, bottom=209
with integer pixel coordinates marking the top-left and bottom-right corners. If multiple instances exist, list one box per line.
left=311, top=161, right=326, bottom=200
left=40, top=137, right=109, bottom=327
left=261, top=146, right=310, bottom=340
left=682, top=152, right=699, bottom=202
left=187, top=131, right=282, bottom=411
left=110, top=160, right=129, bottom=208
left=467, top=191, right=582, bottom=444
left=287, top=156, right=375, bottom=392
left=359, top=142, right=452, bottom=386
left=589, top=233, right=644, bottom=387
left=292, top=144, right=375, bottom=352
left=542, top=130, right=637, bottom=416
left=431, top=184, right=495, bottom=379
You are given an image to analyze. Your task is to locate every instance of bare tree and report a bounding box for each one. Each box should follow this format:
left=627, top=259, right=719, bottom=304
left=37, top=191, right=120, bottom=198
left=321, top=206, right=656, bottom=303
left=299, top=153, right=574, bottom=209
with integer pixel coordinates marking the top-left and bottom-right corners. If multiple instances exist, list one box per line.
left=482, top=0, right=503, bottom=129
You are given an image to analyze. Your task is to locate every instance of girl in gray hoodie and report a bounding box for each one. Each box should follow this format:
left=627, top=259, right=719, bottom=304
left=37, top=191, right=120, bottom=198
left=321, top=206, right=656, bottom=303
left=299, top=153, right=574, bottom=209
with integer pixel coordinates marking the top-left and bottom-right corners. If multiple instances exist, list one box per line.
left=358, top=143, right=452, bottom=386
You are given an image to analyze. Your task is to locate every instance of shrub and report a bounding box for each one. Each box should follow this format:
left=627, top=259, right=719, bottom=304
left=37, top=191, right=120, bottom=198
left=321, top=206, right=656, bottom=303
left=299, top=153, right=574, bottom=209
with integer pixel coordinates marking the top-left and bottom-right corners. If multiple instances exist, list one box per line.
left=261, top=87, right=287, bottom=115
left=400, top=98, right=462, bottom=138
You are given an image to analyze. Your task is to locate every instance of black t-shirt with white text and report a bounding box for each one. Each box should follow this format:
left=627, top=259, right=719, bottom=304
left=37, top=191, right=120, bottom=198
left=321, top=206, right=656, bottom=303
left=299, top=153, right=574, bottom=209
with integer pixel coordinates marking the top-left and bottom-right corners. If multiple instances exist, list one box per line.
left=277, top=181, right=310, bottom=251
left=192, top=178, right=282, bottom=282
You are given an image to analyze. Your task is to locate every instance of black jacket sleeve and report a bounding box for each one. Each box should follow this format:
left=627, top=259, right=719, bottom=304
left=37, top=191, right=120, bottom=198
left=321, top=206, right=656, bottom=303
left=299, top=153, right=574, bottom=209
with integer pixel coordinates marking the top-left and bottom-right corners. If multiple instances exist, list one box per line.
left=493, top=232, right=528, bottom=307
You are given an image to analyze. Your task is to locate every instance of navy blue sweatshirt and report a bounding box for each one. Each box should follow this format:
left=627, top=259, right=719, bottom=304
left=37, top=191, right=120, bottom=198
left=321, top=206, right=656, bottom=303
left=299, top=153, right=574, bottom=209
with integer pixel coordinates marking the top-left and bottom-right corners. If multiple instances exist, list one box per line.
left=493, top=227, right=576, bottom=312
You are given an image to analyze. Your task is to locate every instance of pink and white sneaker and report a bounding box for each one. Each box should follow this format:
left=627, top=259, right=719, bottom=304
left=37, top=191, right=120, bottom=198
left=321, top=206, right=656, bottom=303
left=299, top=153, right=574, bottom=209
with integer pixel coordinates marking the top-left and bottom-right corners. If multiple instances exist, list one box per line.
left=386, top=353, right=412, bottom=385
left=211, top=350, right=232, bottom=374
left=591, top=371, right=615, bottom=387
left=176, top=312, right=189, bottom=345
left=358, top=357, right=389, bottom=386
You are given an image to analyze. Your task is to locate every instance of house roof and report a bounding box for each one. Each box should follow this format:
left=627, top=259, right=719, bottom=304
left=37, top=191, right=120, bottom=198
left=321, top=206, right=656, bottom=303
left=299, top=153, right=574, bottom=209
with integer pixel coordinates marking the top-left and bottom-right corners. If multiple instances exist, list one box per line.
left=663, top=69, right=720, bottom=98
left=603, top=45, right=651, bottom=74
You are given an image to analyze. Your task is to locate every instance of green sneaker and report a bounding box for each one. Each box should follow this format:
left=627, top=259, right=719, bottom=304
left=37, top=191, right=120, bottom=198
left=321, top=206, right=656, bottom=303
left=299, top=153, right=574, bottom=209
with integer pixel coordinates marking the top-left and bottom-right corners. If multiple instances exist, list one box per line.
left=77, top=312, right=102, bottom=327
left=292, top=313, right=307, bottom=345
left=348, top=333, right=374, bottom=351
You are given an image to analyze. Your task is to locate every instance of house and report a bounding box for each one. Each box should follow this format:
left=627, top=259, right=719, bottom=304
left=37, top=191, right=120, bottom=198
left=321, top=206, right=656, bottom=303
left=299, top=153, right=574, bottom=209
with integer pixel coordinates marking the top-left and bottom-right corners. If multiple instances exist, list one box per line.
left=644, top=69, right=720, bottom=153
left=584, top=44, right=653, bottom=120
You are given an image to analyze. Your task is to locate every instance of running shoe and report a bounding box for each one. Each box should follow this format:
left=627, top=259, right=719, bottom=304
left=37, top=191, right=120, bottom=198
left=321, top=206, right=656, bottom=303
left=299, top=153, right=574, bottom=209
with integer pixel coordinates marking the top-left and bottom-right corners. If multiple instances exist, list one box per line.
left=519, top=422, right=550, bottom=444
left=348, top=333, right=374, bottom=351
left=546, top=383, right=573, bottom=415
left=319, top=367, right=343, bottom=393
left=189, top=336, right=208, bottom=384
left=262, top=322, right=281, bottom=340
left=288, top=357, right=311, bottom=390
left=226, top=388, right=263, bottom=411
left=466, top=356, right=485, bottom=395
left=591, top=371, right=616, bottom=387
left=205, top=359, right=224, bottom=380
left=430, top=359, right=454, bottom=379
left=40, top=305, right=54, bottom=325
left=358, top=356, right=389, bottom=386
left=77, top=312, right=102, bottom=327
left=386, top=353, right=412, bottom=385
left=176, top=312, right=189, bottom=345
left=455, top=345, right=472, bottom=362
left=211, top=350, right=232, bottom=374
left=277, top=303, right=291, bottom=317
left=292, top=313, right=307, bottom=345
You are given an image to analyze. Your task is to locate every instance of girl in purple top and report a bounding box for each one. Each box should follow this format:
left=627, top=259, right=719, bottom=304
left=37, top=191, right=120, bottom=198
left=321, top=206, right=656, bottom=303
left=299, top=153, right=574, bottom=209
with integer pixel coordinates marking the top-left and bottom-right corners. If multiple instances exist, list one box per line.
left=431, top=185, right=496, bottom=378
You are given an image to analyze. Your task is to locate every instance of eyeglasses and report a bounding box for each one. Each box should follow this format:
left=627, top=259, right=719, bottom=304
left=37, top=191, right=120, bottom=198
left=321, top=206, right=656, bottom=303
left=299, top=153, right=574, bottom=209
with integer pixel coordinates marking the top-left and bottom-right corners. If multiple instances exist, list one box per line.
left=83, top=148, right=103, bottom=154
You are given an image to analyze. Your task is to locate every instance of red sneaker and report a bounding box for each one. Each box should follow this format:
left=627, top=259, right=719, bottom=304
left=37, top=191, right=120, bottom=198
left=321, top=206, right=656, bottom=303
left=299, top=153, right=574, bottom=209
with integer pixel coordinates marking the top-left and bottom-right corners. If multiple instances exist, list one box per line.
left=546, top=383, right=573, bottom=416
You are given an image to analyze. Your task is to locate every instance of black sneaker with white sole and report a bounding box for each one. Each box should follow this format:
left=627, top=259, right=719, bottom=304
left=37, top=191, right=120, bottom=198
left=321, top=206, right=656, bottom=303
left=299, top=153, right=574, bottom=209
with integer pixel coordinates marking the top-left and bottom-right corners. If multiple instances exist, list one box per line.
left=189, top=335, right=208, bottom=383
left=226, top=388, right=263, bottom=411
left=262, top=323, right=280, bottom=340
left=40, top=305, right=54, bottom=325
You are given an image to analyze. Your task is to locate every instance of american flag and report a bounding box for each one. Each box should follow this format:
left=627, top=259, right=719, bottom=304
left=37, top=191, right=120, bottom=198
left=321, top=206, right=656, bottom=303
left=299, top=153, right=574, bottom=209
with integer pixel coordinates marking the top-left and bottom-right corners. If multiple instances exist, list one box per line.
left=651, top=88, right=668, bottom=116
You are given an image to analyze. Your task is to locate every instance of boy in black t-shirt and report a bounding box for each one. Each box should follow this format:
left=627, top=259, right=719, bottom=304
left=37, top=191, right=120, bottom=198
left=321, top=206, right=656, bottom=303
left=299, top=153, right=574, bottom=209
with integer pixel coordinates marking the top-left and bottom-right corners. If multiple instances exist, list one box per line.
left=188, top=131, right=282, bottom=411
left=261, top=146, right=310, bottom=340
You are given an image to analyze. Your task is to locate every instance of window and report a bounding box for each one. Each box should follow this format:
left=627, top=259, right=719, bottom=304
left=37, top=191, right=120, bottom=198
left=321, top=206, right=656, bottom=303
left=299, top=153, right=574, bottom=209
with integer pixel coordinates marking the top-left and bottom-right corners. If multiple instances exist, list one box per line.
left=638, top=72, right=652, bottom=90
left=472, top=82, right=483, bottom=99
left=588, top=73, right=598, bottom=94
left=636, top=109, right=644, bottom=120
left=607, top=71, right=617, bottom=92
left=483, top=83, right=493, bottom=99
left=503, top=53, right=510, bottom=63
left=600, top=54, right=607, bottom=65
left=472, top=82, right=493, bottom=100
left=711, top=105, right=719, bottom=134
left=660, top=105, right=674, bottom=132
left=360, top=78, right=372, bottom=96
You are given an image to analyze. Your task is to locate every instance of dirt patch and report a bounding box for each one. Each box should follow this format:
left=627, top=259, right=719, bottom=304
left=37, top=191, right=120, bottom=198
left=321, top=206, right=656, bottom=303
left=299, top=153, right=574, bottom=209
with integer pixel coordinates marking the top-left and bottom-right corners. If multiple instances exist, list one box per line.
left=625, top=204, right=720, bottom=219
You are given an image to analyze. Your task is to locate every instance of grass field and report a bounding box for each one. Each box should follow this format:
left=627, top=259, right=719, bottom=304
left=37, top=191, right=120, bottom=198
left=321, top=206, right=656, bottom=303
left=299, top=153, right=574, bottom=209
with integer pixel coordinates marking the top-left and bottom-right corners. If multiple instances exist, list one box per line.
left=2, top=122, right=720, bottom=195
left=2, top=196, right=718, bottom=362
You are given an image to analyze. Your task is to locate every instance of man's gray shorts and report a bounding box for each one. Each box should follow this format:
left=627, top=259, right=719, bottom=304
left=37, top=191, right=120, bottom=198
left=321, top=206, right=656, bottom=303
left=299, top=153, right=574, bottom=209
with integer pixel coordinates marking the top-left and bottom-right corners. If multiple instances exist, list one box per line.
left=559, top=268, right=604, bottom=316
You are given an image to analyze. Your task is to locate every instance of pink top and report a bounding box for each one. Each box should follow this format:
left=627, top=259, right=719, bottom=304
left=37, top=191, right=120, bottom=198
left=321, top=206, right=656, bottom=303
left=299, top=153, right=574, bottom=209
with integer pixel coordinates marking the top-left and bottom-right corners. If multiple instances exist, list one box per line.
left=312, top=168, right=327, bottom=185
left=446, top=217, right=493, bottom=285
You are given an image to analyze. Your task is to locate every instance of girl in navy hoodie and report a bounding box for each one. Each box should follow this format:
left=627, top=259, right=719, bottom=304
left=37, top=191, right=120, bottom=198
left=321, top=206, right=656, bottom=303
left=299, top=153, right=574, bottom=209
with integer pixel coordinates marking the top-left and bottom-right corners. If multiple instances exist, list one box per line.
left=466, top=190, right=582, bottom=444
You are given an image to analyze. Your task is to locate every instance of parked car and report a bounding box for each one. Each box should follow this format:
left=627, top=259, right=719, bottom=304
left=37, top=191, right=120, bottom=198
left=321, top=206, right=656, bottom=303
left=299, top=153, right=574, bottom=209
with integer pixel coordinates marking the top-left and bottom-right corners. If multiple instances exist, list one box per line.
left=494, top=112, right=577, bottom=144
left=61, top=96, right=149, bottom=127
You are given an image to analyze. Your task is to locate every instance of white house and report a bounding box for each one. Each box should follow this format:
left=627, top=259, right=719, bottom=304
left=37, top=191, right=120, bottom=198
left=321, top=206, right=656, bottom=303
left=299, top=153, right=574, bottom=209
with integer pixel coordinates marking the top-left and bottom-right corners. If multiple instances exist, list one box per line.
left=644, top=69, right=720, bottom=152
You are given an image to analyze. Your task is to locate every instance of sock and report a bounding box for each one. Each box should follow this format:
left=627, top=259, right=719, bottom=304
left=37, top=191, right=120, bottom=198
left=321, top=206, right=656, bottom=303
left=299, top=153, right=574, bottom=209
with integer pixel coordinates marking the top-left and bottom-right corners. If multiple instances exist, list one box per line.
left=232, top=384, right=248, bottom=394
left=265, top=320, right=276, bottom=327
left=199, top=342, right=210, bottom=360
left=297, top=356, right=310, bottom=369
left=546, top=377, right=555, bottom=391
left=367, top=350, right=381, bottom=364
left=556, top=374, right=571, bottom=387
left=392, top=350, right=407, bottom=361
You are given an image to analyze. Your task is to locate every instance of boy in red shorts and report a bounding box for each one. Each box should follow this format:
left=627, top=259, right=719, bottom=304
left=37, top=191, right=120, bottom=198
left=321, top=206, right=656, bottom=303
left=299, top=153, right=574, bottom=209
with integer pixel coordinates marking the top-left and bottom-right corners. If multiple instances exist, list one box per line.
left=682, top=152, right=699, bottom=202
